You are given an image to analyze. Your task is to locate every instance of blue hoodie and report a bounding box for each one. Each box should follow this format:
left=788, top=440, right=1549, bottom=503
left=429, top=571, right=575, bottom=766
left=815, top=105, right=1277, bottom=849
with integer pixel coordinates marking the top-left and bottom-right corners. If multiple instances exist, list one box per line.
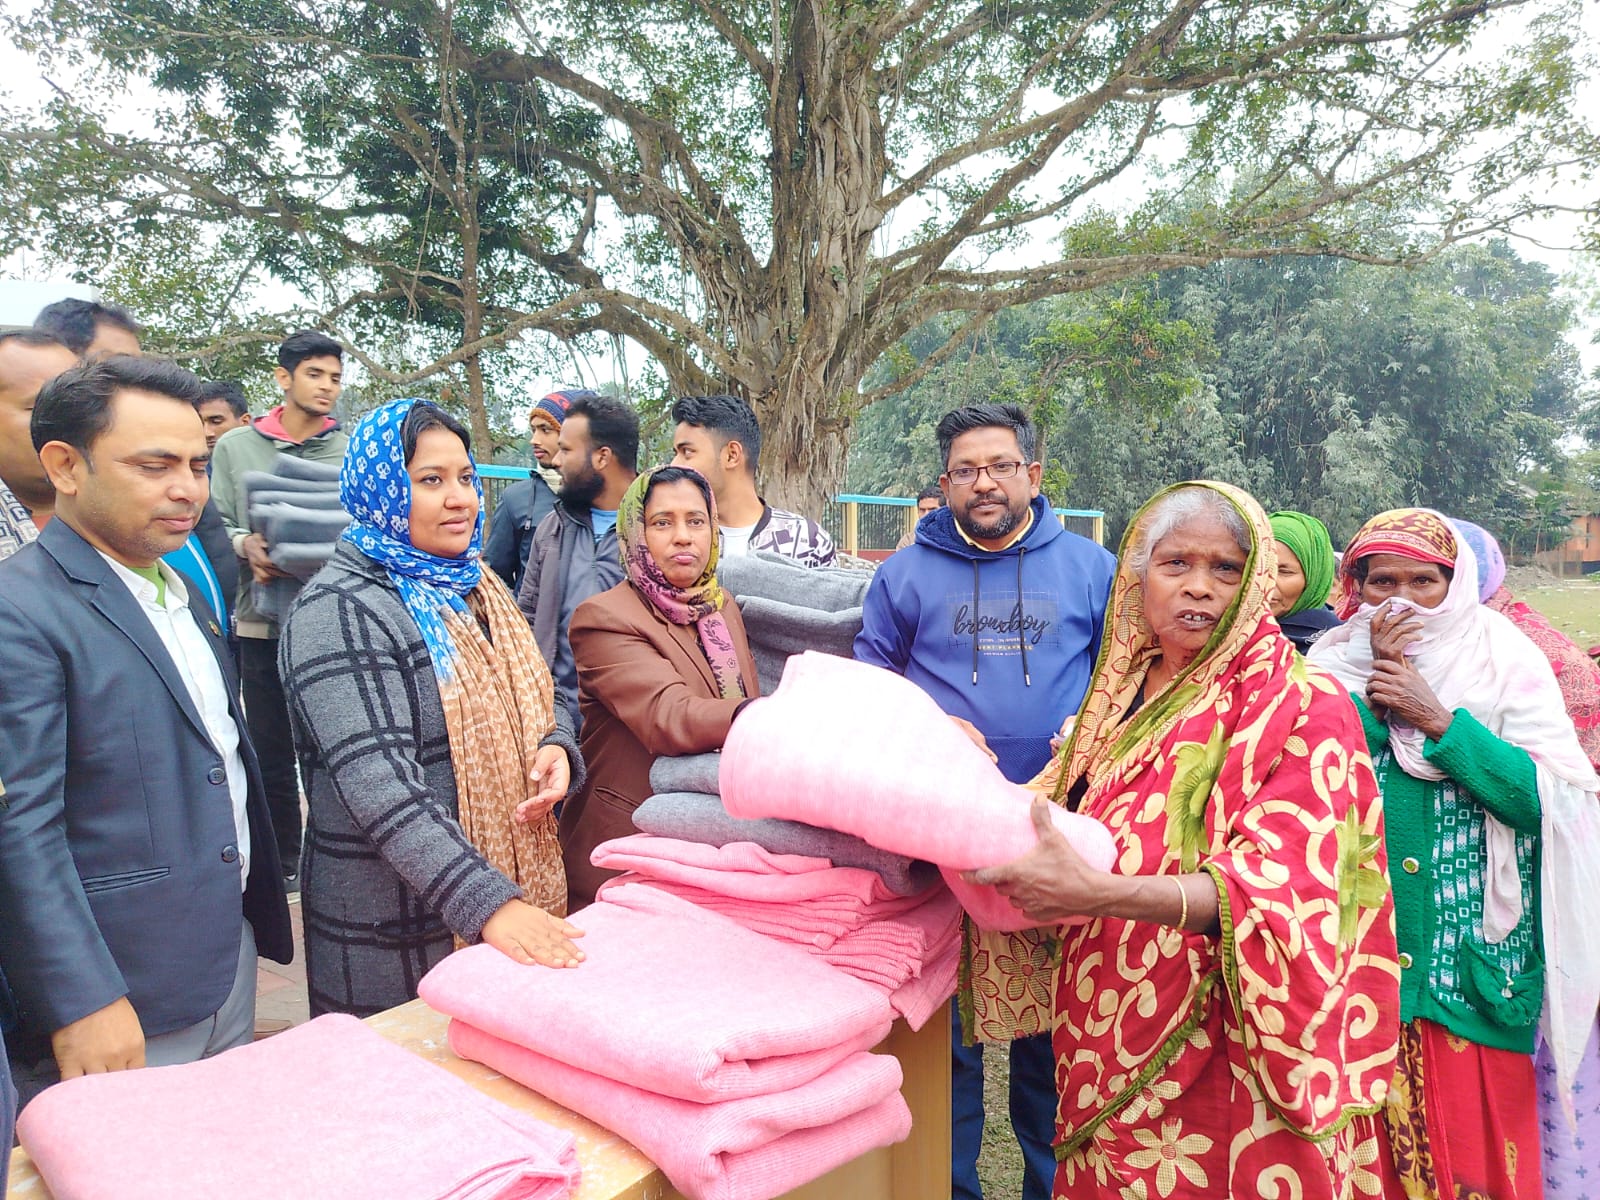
left=855, top=495, right=1115, bottom=784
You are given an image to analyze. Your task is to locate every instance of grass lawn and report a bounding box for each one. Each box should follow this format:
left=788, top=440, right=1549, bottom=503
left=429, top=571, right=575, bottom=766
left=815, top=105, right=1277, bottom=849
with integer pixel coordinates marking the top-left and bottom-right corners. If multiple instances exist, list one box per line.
left=1519, top=579, right=1600, bottom=648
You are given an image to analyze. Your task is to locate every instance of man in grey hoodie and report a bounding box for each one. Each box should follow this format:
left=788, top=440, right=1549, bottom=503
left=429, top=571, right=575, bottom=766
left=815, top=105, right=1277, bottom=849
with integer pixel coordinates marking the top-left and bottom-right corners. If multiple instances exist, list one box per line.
left=515, top=393, right=638, bottom=723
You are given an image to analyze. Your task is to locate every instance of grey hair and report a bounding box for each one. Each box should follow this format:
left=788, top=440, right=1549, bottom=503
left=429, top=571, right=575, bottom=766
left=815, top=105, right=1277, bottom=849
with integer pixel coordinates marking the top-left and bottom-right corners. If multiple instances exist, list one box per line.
left=1127, top=486, right=1252, bottom=580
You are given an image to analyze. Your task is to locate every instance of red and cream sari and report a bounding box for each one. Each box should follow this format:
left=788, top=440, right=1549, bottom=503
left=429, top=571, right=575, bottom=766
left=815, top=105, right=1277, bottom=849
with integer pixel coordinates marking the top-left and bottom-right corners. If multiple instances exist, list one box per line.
left=977, top=481, right=1400, bottom=1198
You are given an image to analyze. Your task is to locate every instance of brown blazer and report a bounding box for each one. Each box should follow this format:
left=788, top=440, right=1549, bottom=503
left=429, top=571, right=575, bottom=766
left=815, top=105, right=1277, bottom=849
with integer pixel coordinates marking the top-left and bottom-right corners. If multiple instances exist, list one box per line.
left=559, top=580, right=761, bottom=907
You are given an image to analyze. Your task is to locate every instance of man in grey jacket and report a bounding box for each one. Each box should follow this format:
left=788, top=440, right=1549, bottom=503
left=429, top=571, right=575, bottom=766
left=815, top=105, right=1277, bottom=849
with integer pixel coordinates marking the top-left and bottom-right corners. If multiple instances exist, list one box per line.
left=516, top=393, right=638, bottom=722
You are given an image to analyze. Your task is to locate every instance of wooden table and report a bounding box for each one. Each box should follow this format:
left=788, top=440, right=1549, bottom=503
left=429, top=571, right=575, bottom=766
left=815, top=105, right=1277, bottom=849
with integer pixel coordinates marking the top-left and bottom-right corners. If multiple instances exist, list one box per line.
left=7, top=999, right=950, bottom=1200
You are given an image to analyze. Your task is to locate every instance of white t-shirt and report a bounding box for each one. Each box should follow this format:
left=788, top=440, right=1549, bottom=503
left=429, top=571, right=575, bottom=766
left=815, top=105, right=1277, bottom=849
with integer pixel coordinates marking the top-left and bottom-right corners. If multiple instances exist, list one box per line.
left=719, top=523, right=758, bottom=558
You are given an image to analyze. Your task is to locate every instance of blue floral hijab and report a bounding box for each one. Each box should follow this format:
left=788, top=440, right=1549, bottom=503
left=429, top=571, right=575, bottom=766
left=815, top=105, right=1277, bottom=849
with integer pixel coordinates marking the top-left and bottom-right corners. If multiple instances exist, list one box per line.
left=340, top=398, right=484, bottom=682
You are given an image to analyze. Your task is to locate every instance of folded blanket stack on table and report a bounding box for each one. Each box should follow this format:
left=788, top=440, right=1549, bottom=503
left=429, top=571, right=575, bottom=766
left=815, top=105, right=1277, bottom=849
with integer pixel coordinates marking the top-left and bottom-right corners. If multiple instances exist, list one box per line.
left=16, top=1014, right=581, bottom=1200
left=242, top=457, right=351, bottom=620
left=419, top=891, right=912, bottom=1200
left=720, top=652, right=1119, bottom=932
left=593, top=841, right=963, bottom=1031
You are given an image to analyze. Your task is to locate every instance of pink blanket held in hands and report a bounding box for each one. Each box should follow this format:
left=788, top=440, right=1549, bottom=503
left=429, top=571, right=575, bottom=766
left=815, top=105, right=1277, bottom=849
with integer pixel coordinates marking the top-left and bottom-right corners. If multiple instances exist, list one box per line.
left=449, top=1021, right=911, bottom=1200
left=418, top=889, right=895, bottom=1102
left=15, top=1014, right=580, bottom=1200
left=720, top=652, right=1117, bottom=931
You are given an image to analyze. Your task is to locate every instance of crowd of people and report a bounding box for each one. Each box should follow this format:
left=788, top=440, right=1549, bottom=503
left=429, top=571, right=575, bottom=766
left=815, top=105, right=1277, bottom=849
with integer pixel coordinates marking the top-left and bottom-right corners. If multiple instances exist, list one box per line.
left=0, top=303, right=1598, bottom=1200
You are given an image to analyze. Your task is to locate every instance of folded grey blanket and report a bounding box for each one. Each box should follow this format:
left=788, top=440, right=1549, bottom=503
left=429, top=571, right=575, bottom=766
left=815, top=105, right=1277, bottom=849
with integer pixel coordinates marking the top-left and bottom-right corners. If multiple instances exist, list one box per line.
left=270, top=456, right=343, bottom=483
left=632, top=792, right=939, bottom=897
left=247, top=488, right=347, bottom=511
left=649, top=753, right=723, bottom=797
left=719, top=553, right=874, bottom=694
left=240, top=470, right=342, bottom=498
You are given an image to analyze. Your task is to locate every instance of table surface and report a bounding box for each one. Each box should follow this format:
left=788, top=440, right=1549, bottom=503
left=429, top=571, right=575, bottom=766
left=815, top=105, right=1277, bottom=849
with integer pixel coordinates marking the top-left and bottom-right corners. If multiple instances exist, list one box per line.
left=7, top=998, right=950, bottom=1200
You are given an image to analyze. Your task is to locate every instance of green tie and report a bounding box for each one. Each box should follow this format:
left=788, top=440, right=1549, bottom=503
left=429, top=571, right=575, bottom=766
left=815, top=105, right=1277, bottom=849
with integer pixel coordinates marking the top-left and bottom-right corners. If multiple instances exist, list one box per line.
left=129, top=563, right=167, bottom=606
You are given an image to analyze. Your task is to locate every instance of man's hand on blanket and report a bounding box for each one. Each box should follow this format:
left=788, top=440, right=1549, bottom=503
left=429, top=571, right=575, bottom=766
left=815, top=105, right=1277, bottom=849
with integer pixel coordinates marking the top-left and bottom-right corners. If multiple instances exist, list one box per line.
left=482, top=899, right=587, bottom=968
left=949, top=715, right=998, bottom=763
left=241, top=532, right=291, bottom=583
left=52, top=996, right=146, bottom=1078
left=517, top=745, right=572, bottom=822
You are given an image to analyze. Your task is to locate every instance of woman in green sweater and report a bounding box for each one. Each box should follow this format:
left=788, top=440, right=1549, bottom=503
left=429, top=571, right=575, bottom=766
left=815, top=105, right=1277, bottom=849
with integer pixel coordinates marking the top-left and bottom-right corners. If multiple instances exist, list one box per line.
left=1311, top=508, right=1600, bottom=1200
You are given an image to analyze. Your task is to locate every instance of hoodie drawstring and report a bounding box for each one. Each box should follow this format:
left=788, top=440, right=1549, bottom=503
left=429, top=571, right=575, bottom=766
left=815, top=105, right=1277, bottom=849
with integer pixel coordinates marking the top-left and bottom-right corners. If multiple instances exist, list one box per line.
left=971, top=559, right=981, bottom=685
left=1017, top=546, right=1030, bottom=687
left=969, top=546, right=1032, bottom=687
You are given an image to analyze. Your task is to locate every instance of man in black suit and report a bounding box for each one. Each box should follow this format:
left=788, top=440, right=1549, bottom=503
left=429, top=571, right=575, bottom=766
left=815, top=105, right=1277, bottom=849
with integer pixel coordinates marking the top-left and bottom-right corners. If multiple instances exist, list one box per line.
left=0, top=356, right=292, bottom=1103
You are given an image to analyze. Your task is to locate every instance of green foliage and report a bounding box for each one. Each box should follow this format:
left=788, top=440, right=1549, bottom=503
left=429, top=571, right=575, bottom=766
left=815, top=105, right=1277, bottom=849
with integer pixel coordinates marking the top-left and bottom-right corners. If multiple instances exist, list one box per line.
left=849, top=241, right=1589, bottom=550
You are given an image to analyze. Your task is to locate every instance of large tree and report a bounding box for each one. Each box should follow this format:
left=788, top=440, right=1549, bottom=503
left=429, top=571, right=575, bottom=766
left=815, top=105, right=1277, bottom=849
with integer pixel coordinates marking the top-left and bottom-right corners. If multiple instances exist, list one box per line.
left=3, top=0, right=1596, bottom=507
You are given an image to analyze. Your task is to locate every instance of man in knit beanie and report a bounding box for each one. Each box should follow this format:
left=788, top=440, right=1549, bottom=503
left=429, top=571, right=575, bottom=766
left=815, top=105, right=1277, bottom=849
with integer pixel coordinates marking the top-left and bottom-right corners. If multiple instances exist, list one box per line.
left=485, top=388, right=598, bottom=592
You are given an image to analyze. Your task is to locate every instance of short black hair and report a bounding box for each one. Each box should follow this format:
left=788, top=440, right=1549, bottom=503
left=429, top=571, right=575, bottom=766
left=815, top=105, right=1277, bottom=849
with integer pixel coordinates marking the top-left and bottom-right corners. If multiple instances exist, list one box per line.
left=0, top=327, right=70, bottom=354
left=277, top=330, right=344, bottom=375
left=400, top=401, right=472, bottom=462
left=935, top=403, right=1037, bottom=469
left=916, top=485, right=944, bottom=504
left=642, top=465, right=714, bottom=516
left=32, top=355, right=207, bottom=456
left=671, top=394, right=762, bottom=473
left=567, top=393, right=640, bottom=471
left=33, top=299, right=143, bottom=356
left=198, top=379, right=250, bottom=418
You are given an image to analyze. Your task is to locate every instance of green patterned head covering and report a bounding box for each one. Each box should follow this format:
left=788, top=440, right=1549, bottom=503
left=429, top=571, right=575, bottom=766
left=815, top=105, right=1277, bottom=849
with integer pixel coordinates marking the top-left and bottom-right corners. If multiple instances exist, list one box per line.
left=1268, top=510, right=1336, bottom=616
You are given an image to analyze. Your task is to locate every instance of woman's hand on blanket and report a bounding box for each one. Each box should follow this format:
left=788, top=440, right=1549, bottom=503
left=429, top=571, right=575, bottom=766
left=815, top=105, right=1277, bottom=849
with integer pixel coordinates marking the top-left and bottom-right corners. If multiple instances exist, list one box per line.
left=51, top=996, right=146, bottom=1078
left=950, top=715, right=998, bottom=763
left=1365, top=659, right=1454, bottom=740
left=482, top=900, right=587, bottom=968
left=960, top=799, right=1108, bottom=923
left=518, top=745, right=572, bottom=821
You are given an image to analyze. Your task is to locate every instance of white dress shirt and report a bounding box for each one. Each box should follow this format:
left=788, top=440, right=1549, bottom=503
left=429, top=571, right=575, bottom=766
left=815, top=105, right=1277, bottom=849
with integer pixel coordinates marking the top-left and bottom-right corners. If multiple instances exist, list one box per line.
left=99, top=552, right=251, bottom=888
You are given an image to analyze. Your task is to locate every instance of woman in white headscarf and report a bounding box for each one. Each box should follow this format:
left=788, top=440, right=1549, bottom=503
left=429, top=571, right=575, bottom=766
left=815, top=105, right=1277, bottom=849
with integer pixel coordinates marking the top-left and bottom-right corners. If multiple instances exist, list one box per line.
left=1311, top=508, right=1600, bottom=1200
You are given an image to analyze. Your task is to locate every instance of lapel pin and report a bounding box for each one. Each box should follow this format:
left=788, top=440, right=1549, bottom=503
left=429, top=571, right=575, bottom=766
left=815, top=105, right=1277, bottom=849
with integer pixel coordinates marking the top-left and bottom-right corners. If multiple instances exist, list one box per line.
left=208, top=620, right=222, bottom=637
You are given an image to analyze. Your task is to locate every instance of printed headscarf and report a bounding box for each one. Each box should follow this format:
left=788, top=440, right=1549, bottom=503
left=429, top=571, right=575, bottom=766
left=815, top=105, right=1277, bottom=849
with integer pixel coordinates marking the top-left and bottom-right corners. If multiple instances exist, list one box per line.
left=340, top=398, right=485, bottom=683
left=1267, top=509, right=1337, bottom=616
left=1450, top=517, right=1508, bottom=602
left=1333, top=507, right=1458, bottom=619
left=339, top=398, right=566, bottom=914
left=617, top=466, right=747, bottom=701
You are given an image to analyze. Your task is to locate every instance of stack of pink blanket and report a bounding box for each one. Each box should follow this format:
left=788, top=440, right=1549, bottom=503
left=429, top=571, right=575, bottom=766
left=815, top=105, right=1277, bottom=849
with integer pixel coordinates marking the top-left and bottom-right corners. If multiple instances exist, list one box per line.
left=720, top=652, right=1118, bottom=931
left=420, top=892, right=912, bottom=1200
left=15, top=1014, right=581, bottom=1200
left=593, top=838, right=963, bottom=1030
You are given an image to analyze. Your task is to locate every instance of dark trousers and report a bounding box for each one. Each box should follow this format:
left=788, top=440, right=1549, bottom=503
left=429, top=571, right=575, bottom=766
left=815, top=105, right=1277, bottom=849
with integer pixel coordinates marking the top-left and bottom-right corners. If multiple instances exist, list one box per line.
left=951, top=1006, right=1058, bottom=1200
left=238, top=636, right=302, bottom=874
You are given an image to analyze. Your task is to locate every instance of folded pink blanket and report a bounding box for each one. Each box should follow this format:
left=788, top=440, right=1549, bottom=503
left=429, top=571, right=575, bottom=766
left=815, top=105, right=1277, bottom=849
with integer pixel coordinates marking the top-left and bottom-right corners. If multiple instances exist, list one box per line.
left=450, top=1021, right=911, bottom=1200
left=591, top=834, right=905, bottom=908
left=721, top=652, right=1118, bottom=930
left=600, top=882, right=960, bottom=1032
left=888, top=937, right=960, bottom=1030
left=16, top=1014, right=580, bottom=1200
left=418, top=891, right=894, bottom=1102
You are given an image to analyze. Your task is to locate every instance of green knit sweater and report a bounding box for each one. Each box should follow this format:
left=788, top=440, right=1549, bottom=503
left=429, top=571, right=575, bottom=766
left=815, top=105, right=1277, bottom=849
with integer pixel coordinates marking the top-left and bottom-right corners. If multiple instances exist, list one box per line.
left=1353, top=697, right=1543, bottom=1053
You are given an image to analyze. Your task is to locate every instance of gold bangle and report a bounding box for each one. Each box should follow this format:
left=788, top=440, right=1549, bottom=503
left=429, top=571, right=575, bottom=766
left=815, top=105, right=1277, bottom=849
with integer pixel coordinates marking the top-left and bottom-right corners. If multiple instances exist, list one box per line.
left=1173, top=877, right=1189, bottom=930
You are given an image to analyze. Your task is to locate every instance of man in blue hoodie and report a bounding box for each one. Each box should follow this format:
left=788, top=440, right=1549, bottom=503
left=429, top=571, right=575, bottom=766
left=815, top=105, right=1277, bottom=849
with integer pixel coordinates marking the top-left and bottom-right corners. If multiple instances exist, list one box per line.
left=854, top=402, right=1114, bottom=1200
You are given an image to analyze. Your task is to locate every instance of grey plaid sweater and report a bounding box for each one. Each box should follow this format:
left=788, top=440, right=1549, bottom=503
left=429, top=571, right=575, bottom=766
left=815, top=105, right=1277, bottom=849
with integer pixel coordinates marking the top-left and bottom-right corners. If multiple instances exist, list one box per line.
left=279, top=543, right=584, bottom=1017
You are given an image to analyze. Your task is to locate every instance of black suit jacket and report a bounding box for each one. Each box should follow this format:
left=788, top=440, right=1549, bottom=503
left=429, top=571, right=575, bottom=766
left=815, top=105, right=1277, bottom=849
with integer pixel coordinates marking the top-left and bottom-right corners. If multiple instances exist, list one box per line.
left=0, top=519, right=292, bottom=1045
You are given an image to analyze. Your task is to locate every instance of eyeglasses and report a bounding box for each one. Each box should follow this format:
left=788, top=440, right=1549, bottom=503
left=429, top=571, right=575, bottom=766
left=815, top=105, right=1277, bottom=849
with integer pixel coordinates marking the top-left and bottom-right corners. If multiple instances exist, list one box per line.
left=945, top=461, right=1025, bottom=486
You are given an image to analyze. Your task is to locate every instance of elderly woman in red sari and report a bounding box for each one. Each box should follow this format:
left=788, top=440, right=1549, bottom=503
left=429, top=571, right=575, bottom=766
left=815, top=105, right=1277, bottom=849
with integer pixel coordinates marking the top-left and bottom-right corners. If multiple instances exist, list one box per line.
left=1311, top=510, right=1600, bottom=1200
left=969, top=481, right=1399, bottom=1198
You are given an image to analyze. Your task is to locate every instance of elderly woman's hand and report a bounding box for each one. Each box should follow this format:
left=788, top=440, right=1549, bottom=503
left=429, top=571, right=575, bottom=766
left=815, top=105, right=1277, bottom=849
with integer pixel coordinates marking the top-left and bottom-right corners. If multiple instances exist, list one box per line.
left=1366, top=658, right=1454, bottom=740
left=516, top=745, right=572, bottom=823
left=481, top=899, right=586, bottom=968
left=1369, top=603, right=1424, bottom=664
left=962, top=800, right=1109, bottom=924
